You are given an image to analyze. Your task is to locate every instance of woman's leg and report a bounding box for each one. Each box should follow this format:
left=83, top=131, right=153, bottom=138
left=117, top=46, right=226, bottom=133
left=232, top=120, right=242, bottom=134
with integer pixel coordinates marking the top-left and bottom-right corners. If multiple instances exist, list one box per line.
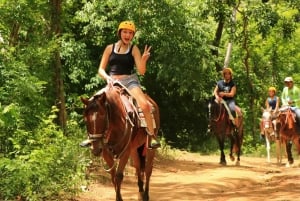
left=130, top=87, right=160, bottom=148
left=228, top=100, right=241, bottom=127
left=227, top=100, right=236, bottom=118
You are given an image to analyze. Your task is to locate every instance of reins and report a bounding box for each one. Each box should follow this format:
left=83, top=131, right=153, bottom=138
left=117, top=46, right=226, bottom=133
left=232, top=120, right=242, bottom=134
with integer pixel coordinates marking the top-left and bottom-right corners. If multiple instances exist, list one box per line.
left=102, top=84, right=135, bottom=172
left=213, top=102, right=226, bottom=122
left=279, top=107, right=296, bottom=130
left=87, top=101, right=110, bottom=141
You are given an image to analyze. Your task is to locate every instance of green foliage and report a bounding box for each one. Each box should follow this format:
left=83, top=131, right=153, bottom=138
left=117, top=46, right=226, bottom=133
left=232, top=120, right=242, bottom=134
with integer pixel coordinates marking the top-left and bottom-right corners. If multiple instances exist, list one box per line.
left=0, top=108, right=88, bottom=200
left=0, top=0, right=300, bottom=198
left=252, top=4, right=280, bottom=38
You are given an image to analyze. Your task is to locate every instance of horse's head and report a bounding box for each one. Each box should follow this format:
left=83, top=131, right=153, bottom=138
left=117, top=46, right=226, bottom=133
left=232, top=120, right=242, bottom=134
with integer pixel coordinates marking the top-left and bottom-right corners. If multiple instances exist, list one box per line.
left=261, top=108, right=273, bottom=129
left=81, top=93, right=109, bottom=156
left=208, top=97, right=221, bottom=118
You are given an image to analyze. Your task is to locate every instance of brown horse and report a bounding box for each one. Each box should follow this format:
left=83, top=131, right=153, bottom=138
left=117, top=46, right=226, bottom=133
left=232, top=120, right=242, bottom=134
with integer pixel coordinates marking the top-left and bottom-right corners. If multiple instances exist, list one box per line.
left=208, top=98, right=243, bottom=165
left=81, top=83, right=159, bottom=201
left=277, top=106, right=300, bottom=167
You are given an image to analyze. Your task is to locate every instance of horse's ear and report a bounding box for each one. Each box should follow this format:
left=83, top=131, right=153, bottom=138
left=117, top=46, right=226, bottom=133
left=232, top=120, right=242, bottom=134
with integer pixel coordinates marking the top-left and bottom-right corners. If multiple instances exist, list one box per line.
left=81, top=97, right=89, bottom=106
left=261, top=107, right=265, bottom=112
left=95, top=93, right=107, bottom=104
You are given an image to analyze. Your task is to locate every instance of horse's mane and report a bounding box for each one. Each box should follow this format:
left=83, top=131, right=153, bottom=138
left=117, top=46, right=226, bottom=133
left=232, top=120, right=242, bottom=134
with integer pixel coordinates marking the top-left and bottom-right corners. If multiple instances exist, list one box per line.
left=84, top=95, right=102, bottom=115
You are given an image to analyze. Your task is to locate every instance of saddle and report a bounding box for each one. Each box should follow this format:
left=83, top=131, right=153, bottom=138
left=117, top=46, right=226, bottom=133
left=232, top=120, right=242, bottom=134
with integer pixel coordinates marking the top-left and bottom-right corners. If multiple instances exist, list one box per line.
left=96, top=82, right=156, bottom=129
left=279, top=106, right=296, bottom=130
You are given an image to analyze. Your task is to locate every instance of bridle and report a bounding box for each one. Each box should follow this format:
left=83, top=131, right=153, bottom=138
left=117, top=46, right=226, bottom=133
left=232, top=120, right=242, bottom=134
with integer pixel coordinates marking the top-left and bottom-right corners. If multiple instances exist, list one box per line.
left=262, top=110, right=273, bottom=129
left=210, top=101, right=226, bottom=122
left=86, top=98, right=110, bottom=142
left=86, top=88, right=135, bottom=172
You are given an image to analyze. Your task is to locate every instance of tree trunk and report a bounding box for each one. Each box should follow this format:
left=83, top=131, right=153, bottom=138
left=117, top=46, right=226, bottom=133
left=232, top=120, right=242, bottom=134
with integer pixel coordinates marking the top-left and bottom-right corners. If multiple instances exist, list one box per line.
left=211, top=19, right=224, bottom=72
left=50, top=0, right=67, bottom=130
left=242, top=13, right=255, bottom=140
left=9, top=22, right=20, bottom=46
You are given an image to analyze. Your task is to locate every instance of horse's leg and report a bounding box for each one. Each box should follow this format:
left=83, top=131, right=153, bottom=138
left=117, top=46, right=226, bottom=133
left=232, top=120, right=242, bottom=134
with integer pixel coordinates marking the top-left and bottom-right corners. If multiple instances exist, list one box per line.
left=230, top=130, right=242, bottom=166
left=280, top=138, right=287, bottom=160
left=131, top=145, right=144, bottom=200
left=233, top=121, right=243, bottom=166
left=275, top=138, right=282, bottom=164
left=114, top=149, right=131, bottom=201
left=285, top=140, right=294, bottom=167
left=143, top=148, right=155, bottom=201
left=293, top=136, right=300, bottom=154
left=265, top=135, right=271, bottom=163
left=229, top=134, right=235, bottom=162
left=218, top=135, right=226, bottom=165
left=102, top=148, right=117, bottom=186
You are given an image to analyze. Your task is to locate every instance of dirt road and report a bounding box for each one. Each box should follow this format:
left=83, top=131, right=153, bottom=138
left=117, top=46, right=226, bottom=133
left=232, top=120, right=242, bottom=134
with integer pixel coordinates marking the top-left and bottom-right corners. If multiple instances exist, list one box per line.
left=76, top=151, right=300, bottom=201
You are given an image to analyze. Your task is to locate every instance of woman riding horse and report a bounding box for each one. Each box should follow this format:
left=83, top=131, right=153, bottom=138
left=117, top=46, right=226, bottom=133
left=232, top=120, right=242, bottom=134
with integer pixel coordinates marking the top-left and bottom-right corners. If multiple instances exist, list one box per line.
left=81, top=86, right=160, bottom=201
left=81, top=21, right=160, bottom=149
left=213, top=67, right=242, bottom=127
left=260, top=87, right=280, bottom=138
left=209, top=67, right=244, bottom=165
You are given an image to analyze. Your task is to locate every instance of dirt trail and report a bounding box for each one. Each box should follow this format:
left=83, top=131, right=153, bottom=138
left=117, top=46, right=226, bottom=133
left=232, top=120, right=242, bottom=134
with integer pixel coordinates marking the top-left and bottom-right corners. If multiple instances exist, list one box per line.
left=76, top=151, right=300, bottom=201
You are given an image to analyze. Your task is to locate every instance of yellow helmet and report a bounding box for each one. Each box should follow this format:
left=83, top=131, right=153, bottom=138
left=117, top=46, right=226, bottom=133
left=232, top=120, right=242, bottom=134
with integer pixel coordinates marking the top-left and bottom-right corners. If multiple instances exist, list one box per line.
left=268, top=86, right=276, bottom=92
left=118, top=21, right=136, bottom=35
left=222, top=67, right=233, bottom=76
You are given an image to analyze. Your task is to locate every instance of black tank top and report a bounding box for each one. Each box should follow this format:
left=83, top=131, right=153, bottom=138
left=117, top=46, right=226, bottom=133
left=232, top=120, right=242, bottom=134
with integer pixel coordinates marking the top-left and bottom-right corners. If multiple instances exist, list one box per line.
left=108, top=44, right=134, bottom=75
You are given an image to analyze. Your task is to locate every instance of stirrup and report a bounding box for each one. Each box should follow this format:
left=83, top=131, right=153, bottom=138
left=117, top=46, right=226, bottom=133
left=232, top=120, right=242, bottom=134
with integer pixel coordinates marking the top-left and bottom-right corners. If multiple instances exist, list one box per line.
left=149, top=138, right=161, bottom=149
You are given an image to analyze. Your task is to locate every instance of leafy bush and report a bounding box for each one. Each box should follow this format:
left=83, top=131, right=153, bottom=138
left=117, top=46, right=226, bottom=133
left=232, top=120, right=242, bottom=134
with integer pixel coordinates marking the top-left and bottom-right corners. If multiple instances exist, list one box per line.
left=0, top=107, right=89, bottom=201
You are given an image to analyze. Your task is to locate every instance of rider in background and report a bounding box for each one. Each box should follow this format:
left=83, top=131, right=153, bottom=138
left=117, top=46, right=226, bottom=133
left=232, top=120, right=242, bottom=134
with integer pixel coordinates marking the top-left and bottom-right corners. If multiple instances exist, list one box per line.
left=81, top=21, right=160, bottom=149
left=260, top=87, right=280, bottom=137
left=213, top=67, right=242, bottom=127
left=281, top=76, right=300, bottom=129
left=265, top=87, right=280, bottom=111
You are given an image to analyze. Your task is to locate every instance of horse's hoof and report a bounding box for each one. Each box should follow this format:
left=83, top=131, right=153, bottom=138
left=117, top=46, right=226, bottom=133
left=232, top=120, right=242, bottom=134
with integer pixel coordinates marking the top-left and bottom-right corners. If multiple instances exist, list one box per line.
left=219, top=161, right=227, bottom=166
left=235, top=161, right=240, bottom=166
left=230, top=156, right=235, bottom=161
left=142, top=193, right=149, bottom=201
left=285, top=162, right=294, bottom=168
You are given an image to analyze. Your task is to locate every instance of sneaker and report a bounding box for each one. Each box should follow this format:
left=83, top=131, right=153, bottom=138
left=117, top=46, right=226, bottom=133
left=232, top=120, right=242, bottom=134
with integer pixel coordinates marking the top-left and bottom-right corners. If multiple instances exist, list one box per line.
left=150, top=138, right=161, bottom=149
left=79, top=139, right=92, bottom=147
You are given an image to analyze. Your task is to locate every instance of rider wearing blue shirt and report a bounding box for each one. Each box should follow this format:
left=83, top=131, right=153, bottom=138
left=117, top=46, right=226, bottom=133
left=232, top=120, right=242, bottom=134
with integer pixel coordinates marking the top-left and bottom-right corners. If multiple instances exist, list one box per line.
left=260, top=87, right=280, bottom=137
left=214, top=67, right=242, bottom=127
left=265, top=87, right=280, bottom=111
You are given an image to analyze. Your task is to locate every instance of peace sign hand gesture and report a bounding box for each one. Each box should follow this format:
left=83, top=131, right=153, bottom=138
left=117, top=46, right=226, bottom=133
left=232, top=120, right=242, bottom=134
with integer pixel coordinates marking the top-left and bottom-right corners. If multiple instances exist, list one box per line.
left=142, top=45, right=152, bottom=60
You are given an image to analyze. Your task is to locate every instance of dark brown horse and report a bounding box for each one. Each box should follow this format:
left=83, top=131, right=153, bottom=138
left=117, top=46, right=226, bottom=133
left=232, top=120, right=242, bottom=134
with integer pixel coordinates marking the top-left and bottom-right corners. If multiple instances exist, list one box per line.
left=81, top=83, right=159, bottom=201
left=208, top=98, right=243, bottom=165
left=277, top=106, right=300, bottom=167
